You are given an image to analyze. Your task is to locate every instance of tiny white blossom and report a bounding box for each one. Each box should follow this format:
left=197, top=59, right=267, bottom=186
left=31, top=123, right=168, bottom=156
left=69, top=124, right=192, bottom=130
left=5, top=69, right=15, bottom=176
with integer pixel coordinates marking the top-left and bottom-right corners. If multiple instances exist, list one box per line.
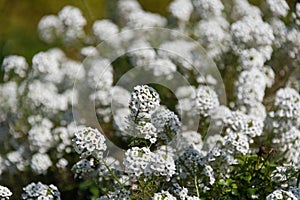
left=0, top=185, right=12, bottom=200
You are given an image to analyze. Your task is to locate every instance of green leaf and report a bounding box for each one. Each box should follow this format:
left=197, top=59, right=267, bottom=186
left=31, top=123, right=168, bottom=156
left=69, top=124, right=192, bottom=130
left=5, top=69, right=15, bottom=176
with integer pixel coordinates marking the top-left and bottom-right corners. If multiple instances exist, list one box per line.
left=231, top=188, right=239, bottom=196
left=90, top=185, right=99, bottom=197
left=231, top=183, right=238, bottom=189
left=247, top=188, right=257, bottom=197
left=241, top=173, right=252, bottom=182
left=218, top=179, right=227, bottom=186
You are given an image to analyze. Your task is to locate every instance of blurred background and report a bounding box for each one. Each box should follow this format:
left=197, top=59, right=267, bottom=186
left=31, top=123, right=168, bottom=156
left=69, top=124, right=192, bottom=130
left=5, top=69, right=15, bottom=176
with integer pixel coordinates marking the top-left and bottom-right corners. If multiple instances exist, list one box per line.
left=0, top=0, right=172, bottom=64
left=0, top=1, right=174, bottom=198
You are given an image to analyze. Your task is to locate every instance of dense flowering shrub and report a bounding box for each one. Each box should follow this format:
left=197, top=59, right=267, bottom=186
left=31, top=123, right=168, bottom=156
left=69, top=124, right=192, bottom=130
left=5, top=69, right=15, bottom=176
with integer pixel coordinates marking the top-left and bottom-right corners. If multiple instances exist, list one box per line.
left=1, top=0, right=300, bottom=199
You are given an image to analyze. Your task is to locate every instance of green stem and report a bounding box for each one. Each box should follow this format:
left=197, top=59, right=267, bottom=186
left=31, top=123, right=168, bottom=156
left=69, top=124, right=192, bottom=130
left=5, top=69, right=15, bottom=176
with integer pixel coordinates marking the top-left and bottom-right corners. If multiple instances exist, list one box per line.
left=100, top=158, right=125, bottom=189
left=194, top=175, right=200, bottom=198
left=297, top=171, right=300, bottom=187
left=81, top=0, right=94, bottom=22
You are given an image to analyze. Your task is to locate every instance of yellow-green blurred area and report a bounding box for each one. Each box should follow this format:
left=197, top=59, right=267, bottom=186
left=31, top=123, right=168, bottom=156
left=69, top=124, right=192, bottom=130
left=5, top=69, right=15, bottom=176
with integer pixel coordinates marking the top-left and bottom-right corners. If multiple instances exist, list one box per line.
left=0, top=0, right=172, bottom=64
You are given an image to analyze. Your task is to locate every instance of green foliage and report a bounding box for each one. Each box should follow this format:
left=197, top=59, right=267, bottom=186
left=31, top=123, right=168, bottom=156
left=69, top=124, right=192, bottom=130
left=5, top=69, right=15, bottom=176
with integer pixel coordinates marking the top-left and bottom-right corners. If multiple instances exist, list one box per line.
left=207, top=148, right=299, bottom=199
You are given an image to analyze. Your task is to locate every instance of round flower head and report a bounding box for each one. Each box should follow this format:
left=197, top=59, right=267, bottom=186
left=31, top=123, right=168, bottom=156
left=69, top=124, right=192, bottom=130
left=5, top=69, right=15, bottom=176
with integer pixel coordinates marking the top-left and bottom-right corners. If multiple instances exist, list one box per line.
left=235, top=67, right=267, bottom=106
left=58, top=6, right=86, bottom=28
left=22, top=182, right=60, bottom=200
left=72, top=158, right=95, bottom=179
left=72, top=127, right=107, bottom=159
left=123, top=147, right=152, bottom=180
left=168, top=0, right=193, bottom=22
left=151, top=106, right=181, bottom=142
left=266, top=189, right=298, bottom=200
left=0, top=185, right=12, bottom=200
left=266, top=0, right=290, bottom=17
left=93, top=19, right=119, bottom=41
left=38, top=15, right=63, bottom=43
left=2, top=55, right=28, bottom=81
left=129, top=85, right=160, bottom=120
left=194, top=86, right=220, bottom=117
left=193, top=0, right=224, bottom=19
left=127, top=120, right=158, bottom=143
left=274, top=87, right=300, bottom=120
left=58, top=5, right=86, bottom=42
left=30, top=153, right=52, bottom=175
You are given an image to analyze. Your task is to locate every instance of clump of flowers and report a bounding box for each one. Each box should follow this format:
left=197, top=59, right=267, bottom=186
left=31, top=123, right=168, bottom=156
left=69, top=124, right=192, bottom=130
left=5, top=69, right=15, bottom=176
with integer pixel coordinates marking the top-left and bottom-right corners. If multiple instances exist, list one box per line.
left=21, top=182, right=60, bottom=200
left=1, top=0, right=300, bottom=199
left=0, top=185, right=12, bottom=200
left=72, top=127, right=107, bottom=159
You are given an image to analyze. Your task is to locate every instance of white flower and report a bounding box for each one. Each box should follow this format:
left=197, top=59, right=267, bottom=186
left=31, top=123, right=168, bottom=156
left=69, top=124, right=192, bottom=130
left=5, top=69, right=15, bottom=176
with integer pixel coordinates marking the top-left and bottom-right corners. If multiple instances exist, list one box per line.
left=31, top=153, right=52, bottom=175
left=126, top=10, right=166, bottom=28
left=111, top=86, right=131, bottom=109
left=58, top=5, right=86, bottom=28
left=0, top=81, right=18, bottom=112
left=266, top=189, right=298, bottom=200
left=118, top=0, right=142, bottom=19
left=28, top=116, right=54, bottom=153
left=128, top=39, right=156, bottom=67
left=267, top=0, right=290, bottom=17
left=193, top=0, right=224, bottom=18
left=97, top=189, right=131, bottom=200
left=168, top=0, right=193, bottom=22
left=22, top=182, right=60, bottom=200
left=151, top=106, right=181, bottom=142
left=6, top=149, right=28, bottom=172
left=129, top=85, right=160, bottom=120
left=87, top=58, right=113, bottom=90
left=72, top=127, right=107, bottom=159
left=148, top=58, right=177, bottom=79
left=58, top=5, right=86, bottom=42
left=38, top=15, right=63, bottom=43
left=80, top=46, right=99, bottom=57
left=71, top=158, right=95, bottom=179
left=195, top=17, right=231, bottom=59
left=286, top=28, right=300, bottom=59
left=194, top=86, right=219, bottom=117
left=274, top=87, right=300, bottom=120
left=153, top=191, right=176, bottom=200
left=231, top=0, right=261, bottom=21
left=158, top=40, right=197, bottom=70
left=0, top=185, right=12, bottom=199
left=60, top=59, right=85, bottom=81
left=181, top=131, right=203, bottom=151
left=231, top=16, right=274, bottom=53
left=27, top=80, right=68, bottom=113
left=93, top=19, right=119, bottom=41
left=2, top=55, right=28, bottom=80
left=32, top=49, right=65, bottom=83
left=123, top=147, right=153, bottom=180
left=235, top=67, right=267, bottom=106
left=238, top=48, right=265, bottom=70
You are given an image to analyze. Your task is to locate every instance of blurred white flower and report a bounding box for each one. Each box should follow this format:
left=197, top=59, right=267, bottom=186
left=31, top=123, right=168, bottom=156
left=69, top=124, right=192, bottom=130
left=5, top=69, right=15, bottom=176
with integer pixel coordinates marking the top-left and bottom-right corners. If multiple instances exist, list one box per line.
left=2, top=55, right=28, bottom=81
left=31, top=153, right=52, bottom=175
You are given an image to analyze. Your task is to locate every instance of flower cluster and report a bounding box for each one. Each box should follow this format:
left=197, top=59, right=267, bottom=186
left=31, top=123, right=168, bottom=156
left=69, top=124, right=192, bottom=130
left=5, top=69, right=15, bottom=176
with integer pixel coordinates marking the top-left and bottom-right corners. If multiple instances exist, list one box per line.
left=129, top=85, right=160, bottom=120
left=1, top=0, right=300, bottom=199
left=0, top=185, right=12, bottom=200
left=2, top=55, right=28, bottom=81
left=22, top=182, right=60, bottom=200
left=38, top=5, right=86, bottom=43
left=30, top=153, right=52, bottom=175
left=72, top=127, right=107, bottom=159
left=151, top=106, right=181, bottom=142
left=123, top=146, right=176, bottom=181
left=266, top=189, right=298, bottom=200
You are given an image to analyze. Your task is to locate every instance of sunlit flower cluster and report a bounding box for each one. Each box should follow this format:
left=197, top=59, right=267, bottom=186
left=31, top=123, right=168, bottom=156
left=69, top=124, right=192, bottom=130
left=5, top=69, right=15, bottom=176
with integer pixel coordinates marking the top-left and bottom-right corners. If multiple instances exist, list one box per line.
left=1, top=0, right=300, bottom=199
